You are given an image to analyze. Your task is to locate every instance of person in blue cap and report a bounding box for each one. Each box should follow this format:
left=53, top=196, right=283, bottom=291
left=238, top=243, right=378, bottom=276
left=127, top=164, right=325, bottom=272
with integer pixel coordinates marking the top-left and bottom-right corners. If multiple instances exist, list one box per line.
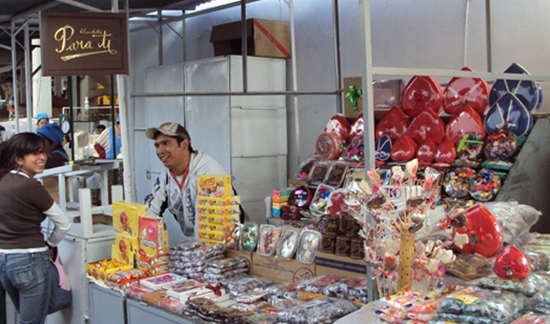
left=37, top=123, right=68, bottom=168
left=94, top=116, right=122, bottom=159
left=35, top=113, right=50, bottom=131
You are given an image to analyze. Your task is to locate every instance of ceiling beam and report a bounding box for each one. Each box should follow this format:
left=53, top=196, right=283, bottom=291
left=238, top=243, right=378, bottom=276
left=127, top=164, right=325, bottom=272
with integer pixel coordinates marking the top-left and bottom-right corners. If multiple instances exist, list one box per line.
left=11, top=1, right=60, bottom=22
left=56, top=0, right=104, bottom=12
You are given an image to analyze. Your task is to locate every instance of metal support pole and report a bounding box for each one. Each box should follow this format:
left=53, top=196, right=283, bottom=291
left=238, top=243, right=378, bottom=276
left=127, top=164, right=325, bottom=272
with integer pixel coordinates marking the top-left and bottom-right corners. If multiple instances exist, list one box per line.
left=24, top=22, right=32, bottom=132
left=332, top=0, right=343, bottom=114
left=158, top=10, right=163, bottom=66
left=463, top=0, right=470, bottom=67
left=110, top=74, right=116, bottom=159
left=287, top=0, right=301, bottom=166
left=485, top=0, right=494, bottom=72
left=11, top=21, right=19, bottom=133
left=240, top=0, right=248, bottom=93
left=182, top=10, right=187, bottom=62
left=67, top=76, right=75, bottom=160
left=359, top=0, right=375, bottom=303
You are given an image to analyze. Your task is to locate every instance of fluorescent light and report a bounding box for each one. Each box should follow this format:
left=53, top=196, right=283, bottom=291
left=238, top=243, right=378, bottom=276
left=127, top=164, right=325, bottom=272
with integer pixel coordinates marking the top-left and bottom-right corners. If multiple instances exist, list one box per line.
left=187, top=0, right=241, bottom=13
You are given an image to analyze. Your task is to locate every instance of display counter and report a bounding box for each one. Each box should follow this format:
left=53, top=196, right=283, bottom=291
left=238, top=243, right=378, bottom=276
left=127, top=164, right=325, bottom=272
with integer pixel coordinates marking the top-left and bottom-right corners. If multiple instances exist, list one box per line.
left=126, top=299, right=201, bottom=324
left=89, top=282, right=126, bottom=324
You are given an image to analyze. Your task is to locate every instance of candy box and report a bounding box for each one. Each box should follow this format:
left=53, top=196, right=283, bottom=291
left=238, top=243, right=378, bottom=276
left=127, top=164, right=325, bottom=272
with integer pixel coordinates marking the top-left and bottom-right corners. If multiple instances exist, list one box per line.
left=123, top=284, right=155, bottom=300
left=111, top=244, right=135, bottom=267
left=166, top=280, right=205, bottom=300
left=198, top=229, right=225, bottom=244
left=198, top=196, right=241, bottom=207
left=112, top=201, right=147, bottom=237
left=138, top=216, right=169, bottom=258
left=86, top=259, right=132, bottom=282
left=105, top=269, right=149, bottom=289
left=139, top=273, right=187, bottom=291
left=169, top=287, right=215, bottom=302
left=198, top=175, right=232, bottom=198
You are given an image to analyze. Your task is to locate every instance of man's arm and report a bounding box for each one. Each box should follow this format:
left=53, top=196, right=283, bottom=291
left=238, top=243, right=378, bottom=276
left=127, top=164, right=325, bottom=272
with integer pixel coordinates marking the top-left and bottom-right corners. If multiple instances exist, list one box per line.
left=144, top=176, right=168, bottom=217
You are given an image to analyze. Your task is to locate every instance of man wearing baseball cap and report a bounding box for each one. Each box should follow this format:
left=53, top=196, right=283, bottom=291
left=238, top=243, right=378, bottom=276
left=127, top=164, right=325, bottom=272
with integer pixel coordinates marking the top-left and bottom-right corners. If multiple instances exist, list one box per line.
left=37, top=123, right=69, bottom=168
left=144, top=122, right=244, bottom=239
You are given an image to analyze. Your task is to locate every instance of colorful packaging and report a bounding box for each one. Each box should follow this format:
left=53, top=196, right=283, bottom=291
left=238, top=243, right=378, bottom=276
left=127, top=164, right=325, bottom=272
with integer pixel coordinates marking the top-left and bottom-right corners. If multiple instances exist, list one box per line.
left=111, top=244, right=135, bottom=267
left=86, top=259, right=133, bottom=282
left=105, top=269, right=149, bottom=289
left=198, top=175, right=232, bottom=198
left=112, top=201, right=147, bottom=237
left=198, top=196, right=241, bottom=207
left=139, top=273, right=187, bottom=291
left=138, top=216, right=169, bottom=259
left=111, top=233, right=139, bottom=266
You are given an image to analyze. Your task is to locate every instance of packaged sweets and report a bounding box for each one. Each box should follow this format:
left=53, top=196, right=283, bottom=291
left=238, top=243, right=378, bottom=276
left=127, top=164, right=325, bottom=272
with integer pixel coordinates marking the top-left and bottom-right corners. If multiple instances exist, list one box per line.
left=197, top=175, right=232, bottom=198
left=239, top=222, right=259, bottom=252
left=323, top=277, right=369, bottom=303
left=235, top=290, right=269, bottom=304
left=443, top=166, right=475, bottom=198
left=296, top=275, right=343, bottom=294
left=469, top=168, right=501, bottom=202
left=309, top=184, right=335, bottom=216
left=295, top=230, right=321, bottom=264
left=307, top=161, right=330, bottom=187
left=276, top=227, right=300, bottom=259
left=276, top=297, right=358, bottom=324
left=528, top=289, right=550, bottom=314
left=296, top=154, right=320, bottom=179
left=139, top=273, right=187, bottom=291
left=324, top=161, right=348, bottom=187
left=257, top=225, right=282, bottom=257
left=226, top=276, right=272, bottom=296
left=226, top=224, right=242, bottom=251
left=473, top=274, right=547, bottom=297
left=511, top=313, right=550, bottom=324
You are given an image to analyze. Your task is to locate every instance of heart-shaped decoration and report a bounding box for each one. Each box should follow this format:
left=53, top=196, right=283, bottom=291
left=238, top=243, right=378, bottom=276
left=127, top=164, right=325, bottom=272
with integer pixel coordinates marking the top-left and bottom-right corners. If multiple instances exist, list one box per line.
left=485, top=92, right=533, bottom=137
left=324, top=114, right=351, bottom=142
left=402, top=76, right=443, bottom=117
left=375, top=107, right=409, bottom=141
left=375, top=135, right=392, bottom=162
left=445, top=106, right=486, bottom=144
left=407, top=108, right=445, bottom=144
left=452, top=204, right=503, bottom=258
left=489, top=63, right=540, bottom=112
left=390, top=134, right=417, bottom=162
left=348, top=113, right=364, bottom=143
left=417, top=140, right=436, bottom=164
left=493, top=245, right=531, bottom=280
left=443, top=67, right=489, bottom=115
left=434, top=140, right=457, bottom=164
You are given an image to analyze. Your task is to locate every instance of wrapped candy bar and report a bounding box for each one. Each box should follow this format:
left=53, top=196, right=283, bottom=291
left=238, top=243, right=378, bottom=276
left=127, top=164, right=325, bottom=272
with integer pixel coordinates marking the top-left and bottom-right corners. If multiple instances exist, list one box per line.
left=296, top=275, right=342, bottom=294
left=276, top=297, right=358, bottom=324
left=235, top=290, right=269, bottom=304
left=323, top=277, right=369, bottom=303
left=473, top=274, right=547, bottom=297
left=226, top=276, right=272, bottom=296
left=123, top=284, right=154, bottom=300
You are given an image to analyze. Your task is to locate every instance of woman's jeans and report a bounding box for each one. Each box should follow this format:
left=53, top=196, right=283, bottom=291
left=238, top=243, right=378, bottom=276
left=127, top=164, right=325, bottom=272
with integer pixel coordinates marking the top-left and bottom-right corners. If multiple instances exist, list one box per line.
left=0, top=251, right=51, bottom=324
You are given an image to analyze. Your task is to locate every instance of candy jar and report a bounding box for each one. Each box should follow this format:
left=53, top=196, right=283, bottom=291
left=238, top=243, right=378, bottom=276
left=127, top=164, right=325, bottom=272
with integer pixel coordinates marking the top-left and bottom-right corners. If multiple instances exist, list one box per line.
left=296, top=230, right=322, bottom=264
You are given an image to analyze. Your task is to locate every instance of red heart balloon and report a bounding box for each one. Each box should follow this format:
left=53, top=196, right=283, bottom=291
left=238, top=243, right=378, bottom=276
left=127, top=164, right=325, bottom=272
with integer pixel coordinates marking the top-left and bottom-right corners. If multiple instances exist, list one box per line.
left=349, top=113, right=364, bottom=143
left=443, top=67, right=490, bottom=115
left=324, top=114, right=351, bottom=142
left=406, top=108, right=446, bottom=145
left=434, top=140, right=456, bottom=164
left=445, top=106, right=486, bottom=144
left=375, top=107, right=409, bottom=141
left=390, top=134, right=417, bottom=162
left=417, top=140, right=437, bottom=164
left=402, top=76, right=443, bottom=117
left=493, top=245, right=531, bottom=280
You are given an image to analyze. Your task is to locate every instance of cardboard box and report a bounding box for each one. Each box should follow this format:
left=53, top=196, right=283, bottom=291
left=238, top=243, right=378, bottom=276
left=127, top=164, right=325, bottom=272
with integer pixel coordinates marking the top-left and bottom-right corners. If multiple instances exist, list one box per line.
left=315, top=252, right=367, bottom=278
left=112, top=201, right=148, bottom=237
left=226, top=250, right=252, bottom=271
left=210, top=19, right=291, bottom=59
left=251, top=253, right=315, bottom=283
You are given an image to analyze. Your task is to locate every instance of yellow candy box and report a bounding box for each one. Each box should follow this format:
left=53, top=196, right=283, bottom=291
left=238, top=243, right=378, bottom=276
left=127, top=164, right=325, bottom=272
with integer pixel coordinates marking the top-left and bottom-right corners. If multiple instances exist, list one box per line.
left=112, top=201, right=148, bottom=237
left=198, top=175, right=232, bottom=198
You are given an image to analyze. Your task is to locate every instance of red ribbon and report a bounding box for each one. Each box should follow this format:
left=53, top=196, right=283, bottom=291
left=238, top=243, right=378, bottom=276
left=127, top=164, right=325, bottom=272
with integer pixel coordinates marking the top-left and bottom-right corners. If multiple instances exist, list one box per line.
left=206, top=283, right=223, bottom=296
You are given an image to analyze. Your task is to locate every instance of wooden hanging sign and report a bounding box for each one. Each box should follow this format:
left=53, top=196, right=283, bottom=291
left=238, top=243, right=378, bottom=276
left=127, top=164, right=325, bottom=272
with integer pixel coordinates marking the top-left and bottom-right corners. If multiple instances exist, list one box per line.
left=40, top=11, right=128, bottom=76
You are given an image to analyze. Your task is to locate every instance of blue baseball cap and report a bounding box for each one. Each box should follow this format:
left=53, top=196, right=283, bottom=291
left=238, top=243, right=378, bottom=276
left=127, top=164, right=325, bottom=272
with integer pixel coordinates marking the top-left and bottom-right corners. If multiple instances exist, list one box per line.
left=36, top=113, right=49, bottom=122
left=37, top=123, right=64, bottom=146
left=116, top=115, right=120, bottom=123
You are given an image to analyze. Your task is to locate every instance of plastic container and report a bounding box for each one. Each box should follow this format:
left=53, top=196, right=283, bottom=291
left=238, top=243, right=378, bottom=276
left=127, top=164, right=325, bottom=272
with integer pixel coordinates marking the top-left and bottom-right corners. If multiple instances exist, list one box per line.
left=139, top=273, right=187, bottom=291
left=257, top=224, right=282, bottom=257
left=309, top=184, right=336, bottom=217
left=296, top=155, right=321, bottom=179
left=239, top=222, right=259, bottom=252
left=307, top=161, right=331, bottom=187
left=276, top=227, right=301, bottom=260
left=296, top=230, right=322, bottom=264
left=323, top=161, right=349, bottom=188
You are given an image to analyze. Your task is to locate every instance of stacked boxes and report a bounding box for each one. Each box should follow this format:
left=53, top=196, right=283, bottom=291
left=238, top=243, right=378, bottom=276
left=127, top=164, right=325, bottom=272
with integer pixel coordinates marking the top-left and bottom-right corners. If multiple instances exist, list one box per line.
left=136, top=216, right=170, bottom=274
left=197, top=175, right=240, bottom=245
left=111, top=201, right=149, bottom=268
left=271, top=188, right=292, bottom=217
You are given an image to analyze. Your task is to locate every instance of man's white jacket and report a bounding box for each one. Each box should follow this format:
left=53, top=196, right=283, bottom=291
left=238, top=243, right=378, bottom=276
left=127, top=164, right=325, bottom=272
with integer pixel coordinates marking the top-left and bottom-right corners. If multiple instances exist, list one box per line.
left=144, top=151, right=226, bottom=239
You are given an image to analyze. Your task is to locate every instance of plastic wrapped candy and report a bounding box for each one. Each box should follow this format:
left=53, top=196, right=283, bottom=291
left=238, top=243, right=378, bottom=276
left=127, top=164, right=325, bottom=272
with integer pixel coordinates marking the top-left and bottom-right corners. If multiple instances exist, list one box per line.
left=346, top=136, right=364, bottom=162
left=512, top=313, right=550, bottom=324
left=257, top=225, right=282, bottom=257
left=307, top=161, right=330, bottom=187
left=226, top=224, right=242, bottom=251
left=226, top=276, right=272, bottom=296
left=315, top=132, right=344, bottom=160
left=276, top=297, right=358, bottom=324
left=309, top=184, right=335, bottom=216
left=296, top=155, right=321, bottom=179
left=349, top=113, right=364, bottom=143
left=456, top=133, right=485, bottom=162
left=276, top=227, right=301, bottom=260
left=439, top=288, right=526, bottom=323
left=296, top=275, right=343, bottom=294
left=469, top=168, right=501, bottom=202
left=484, top=130, right=517, bottom=161
left=473, top=274, right=547, bottom=298
left=483, top=202, right=541, bottom=245
left=296, top=230, right=321, bottom=264
left=322, top=277, right=369, bottom=303
left=443, top=166, right=475, bottom=198
left=528, top=289, right=550, bottom=315
left=324, top=161, right=348, bottom=187
left=239, top=222, right=259, bottom=252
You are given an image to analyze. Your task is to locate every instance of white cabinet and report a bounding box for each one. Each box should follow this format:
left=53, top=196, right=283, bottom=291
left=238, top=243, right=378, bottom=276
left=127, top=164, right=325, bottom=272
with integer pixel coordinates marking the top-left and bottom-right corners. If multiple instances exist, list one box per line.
left=134, top=55, right=287, bottom=233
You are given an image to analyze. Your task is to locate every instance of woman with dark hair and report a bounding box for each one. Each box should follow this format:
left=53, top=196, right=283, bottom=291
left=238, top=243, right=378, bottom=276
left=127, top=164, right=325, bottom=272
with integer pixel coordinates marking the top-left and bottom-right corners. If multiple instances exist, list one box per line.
left=0, top=133, right=70, bottom=324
